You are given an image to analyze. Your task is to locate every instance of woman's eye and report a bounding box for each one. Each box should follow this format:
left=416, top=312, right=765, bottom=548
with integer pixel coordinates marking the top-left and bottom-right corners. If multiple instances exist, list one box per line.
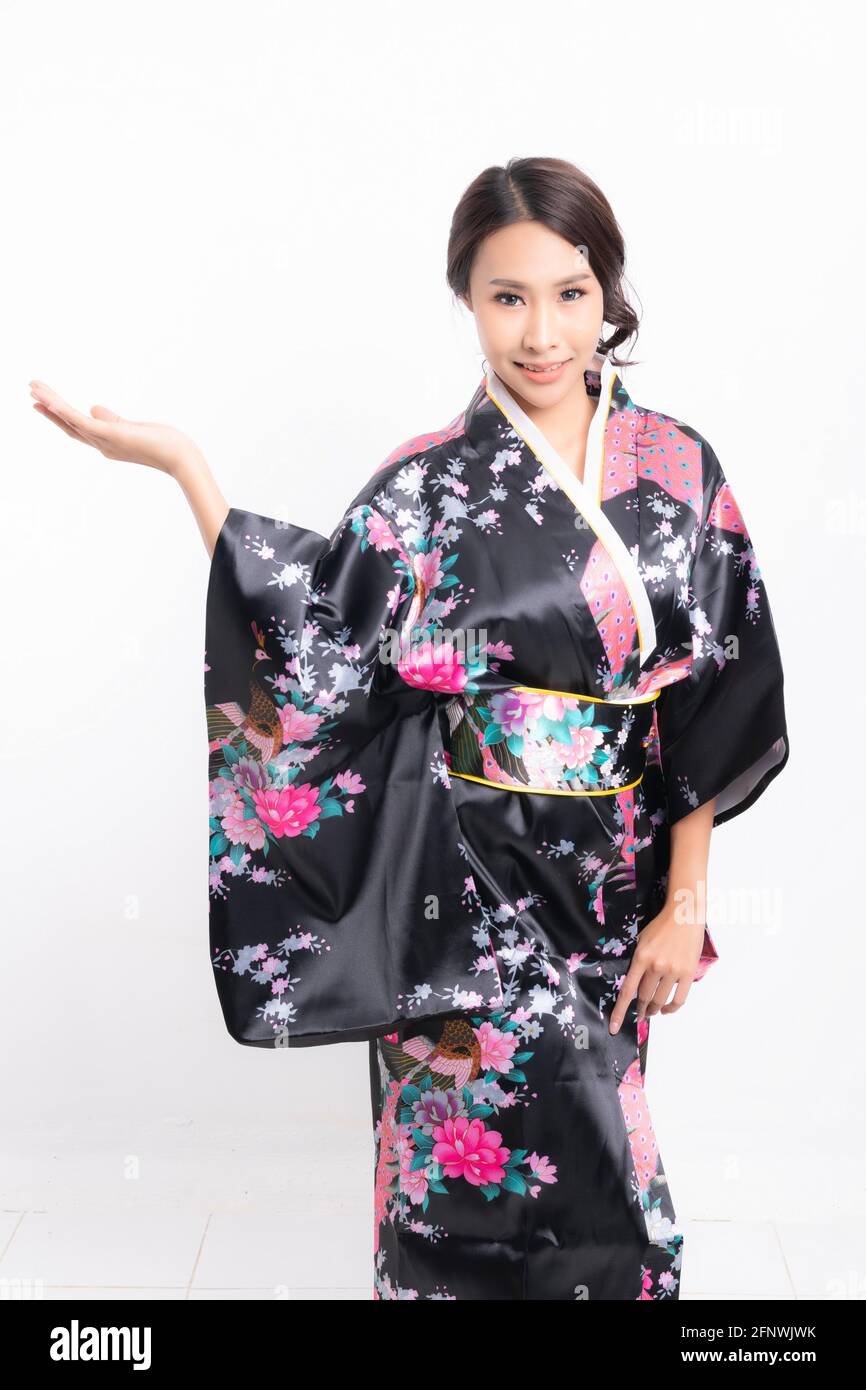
left=492, top=287, right=585, bottom=307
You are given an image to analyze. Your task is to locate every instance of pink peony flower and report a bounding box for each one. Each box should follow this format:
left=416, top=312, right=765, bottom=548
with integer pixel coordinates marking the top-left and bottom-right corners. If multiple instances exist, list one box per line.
left=399, top=1148, right=429, bottom=1204
left=413, top=548, right=445, bottom=590
left=252, top=783, right=321, bottom=838
left=365, top=509, right=400, bottom=553
left=397, top=637, right=468, bottom=693
left=279, top=704, right=325, bottom=745
left=432, top=1115, right=510, bottom=1186
left=539, top=694, right=570, bottom=721
left=489, top=688, right=544, bottom=737
left=474, top=1020, right=518, bottom=1074
left=562, top=724, right=604, bottom=769
left=221, top=795, right=266, bottom=850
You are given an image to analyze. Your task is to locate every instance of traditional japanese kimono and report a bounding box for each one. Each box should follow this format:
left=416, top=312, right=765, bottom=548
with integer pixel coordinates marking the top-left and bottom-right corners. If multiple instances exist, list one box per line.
left=204, top=351, right=789, bottom=1301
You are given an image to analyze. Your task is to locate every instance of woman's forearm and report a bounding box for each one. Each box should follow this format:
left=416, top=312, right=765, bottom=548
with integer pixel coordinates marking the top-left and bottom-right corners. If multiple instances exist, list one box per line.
left=666, top=797, right=716, bottom=923
left=173, top=448, right=230, bottom=560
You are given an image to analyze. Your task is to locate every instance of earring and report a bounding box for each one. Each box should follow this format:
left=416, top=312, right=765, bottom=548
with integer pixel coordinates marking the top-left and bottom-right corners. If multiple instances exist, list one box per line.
left=481, top=357, right=489, bottom=374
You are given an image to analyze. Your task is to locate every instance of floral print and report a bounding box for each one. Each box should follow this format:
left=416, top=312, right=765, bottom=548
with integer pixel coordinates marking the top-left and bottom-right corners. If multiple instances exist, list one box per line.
left=204, top=354, right=788, bottom=1296
left=442, top=683, right=657, bottom=794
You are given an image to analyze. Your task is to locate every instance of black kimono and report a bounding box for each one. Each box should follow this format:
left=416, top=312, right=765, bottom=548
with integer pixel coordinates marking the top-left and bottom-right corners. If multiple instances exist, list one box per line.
left=204, top=351, right=789, bottom=1300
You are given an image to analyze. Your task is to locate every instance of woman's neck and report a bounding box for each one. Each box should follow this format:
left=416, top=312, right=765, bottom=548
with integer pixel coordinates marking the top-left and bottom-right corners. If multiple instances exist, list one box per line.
left=516, top=383, right=600, bottom=484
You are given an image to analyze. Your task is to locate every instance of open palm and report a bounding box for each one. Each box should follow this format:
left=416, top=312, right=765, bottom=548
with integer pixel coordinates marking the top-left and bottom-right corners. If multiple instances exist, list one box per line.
left=29, top=379, right=199, bottom=476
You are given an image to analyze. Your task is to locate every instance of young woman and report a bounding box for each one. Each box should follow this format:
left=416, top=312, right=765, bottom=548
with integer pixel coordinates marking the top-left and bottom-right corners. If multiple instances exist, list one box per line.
left=30, top=155, right=789, bottom=1301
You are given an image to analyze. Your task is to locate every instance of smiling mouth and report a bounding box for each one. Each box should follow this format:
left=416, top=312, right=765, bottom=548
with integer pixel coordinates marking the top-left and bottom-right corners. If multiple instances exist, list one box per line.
left=515, top=360, right=571, bottom=373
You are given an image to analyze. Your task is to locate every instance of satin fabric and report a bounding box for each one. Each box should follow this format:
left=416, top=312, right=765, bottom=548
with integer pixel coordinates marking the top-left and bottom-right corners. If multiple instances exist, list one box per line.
left=204, top=358, right=789, bottom=1299
left=370, top=1002, right=678, bottom=1300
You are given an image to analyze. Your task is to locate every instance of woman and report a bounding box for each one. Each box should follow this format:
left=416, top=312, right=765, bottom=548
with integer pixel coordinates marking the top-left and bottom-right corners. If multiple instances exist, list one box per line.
left=29, top=156, right=789, bottom=1301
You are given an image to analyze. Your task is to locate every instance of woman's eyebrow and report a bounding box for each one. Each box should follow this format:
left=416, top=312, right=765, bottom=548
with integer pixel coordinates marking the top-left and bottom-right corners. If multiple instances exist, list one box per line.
left=489, top=272, right=593, bottom=288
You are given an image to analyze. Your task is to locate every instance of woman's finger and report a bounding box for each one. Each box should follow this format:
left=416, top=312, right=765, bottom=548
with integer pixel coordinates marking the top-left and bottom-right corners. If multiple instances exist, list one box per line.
left=609, top=958, right=643, bottom=1034
left=30, top=383, right=109, bottom=439
left=643, top=972, right=679, bottom=1017
left=635, top=971, right=663, bottom=1020
left=659, top=977, right=691, bottom=1015
left=33, top=401, right=90, bottom=443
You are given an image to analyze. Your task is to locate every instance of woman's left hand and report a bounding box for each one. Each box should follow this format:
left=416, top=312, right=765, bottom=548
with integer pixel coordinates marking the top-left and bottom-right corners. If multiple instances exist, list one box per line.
left=608, top=900, right=707, bottom=1034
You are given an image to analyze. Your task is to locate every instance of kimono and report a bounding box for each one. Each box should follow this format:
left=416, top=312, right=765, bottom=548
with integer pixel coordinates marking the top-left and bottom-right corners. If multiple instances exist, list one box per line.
left=204, top=350, right=789, bottom=1301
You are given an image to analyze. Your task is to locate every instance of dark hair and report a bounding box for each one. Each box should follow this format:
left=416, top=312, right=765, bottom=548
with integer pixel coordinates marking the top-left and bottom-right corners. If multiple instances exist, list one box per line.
left=446, top=156, right=641, bottom=367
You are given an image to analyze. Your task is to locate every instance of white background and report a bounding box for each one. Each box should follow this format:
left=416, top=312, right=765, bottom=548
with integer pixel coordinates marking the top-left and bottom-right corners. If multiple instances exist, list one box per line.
left=1, top=0, right=862, bottom=1299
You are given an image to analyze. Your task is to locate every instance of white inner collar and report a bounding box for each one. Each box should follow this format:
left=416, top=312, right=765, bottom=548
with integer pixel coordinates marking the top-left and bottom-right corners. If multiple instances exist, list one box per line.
left=485, top=351, right=615, bottom=499
left=482, top=354, right=657, bottom=670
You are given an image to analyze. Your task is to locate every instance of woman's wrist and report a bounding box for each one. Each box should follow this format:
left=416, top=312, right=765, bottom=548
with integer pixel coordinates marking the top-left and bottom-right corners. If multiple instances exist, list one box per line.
left=171, top=443, right=209, bottom=485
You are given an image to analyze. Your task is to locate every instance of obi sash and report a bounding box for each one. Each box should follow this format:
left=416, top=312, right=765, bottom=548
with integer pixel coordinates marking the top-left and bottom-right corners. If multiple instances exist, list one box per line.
left=440, top=683, right=659, bottom=796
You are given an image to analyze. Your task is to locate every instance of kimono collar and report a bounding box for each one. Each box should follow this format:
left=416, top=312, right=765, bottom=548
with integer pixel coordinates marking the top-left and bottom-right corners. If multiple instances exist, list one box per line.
left=463, top=351, right=658, bottom=669
left=464, top=350, right=623, bottom=501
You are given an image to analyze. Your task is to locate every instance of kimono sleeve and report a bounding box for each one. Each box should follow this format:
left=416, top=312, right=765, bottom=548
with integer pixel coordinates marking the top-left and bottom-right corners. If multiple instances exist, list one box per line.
left=203, top=492, right=485, bottom=1049
left=654, top=445, right=790, bottom=829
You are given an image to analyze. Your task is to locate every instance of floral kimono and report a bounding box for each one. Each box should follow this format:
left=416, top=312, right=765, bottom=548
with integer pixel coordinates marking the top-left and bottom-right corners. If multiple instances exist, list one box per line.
left=204, top=351, right=789, bottom=1300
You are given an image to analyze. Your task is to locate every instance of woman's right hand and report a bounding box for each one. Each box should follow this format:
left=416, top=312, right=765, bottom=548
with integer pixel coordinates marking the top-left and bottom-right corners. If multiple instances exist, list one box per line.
left=29, top=377, right=229, bottom=556
left=28, top=378, right=204, bottom=478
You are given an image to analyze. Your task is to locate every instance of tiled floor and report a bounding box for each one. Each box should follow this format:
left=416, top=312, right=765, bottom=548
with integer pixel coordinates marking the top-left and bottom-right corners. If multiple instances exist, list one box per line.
left=1, top=1205, right=858, bottom=1298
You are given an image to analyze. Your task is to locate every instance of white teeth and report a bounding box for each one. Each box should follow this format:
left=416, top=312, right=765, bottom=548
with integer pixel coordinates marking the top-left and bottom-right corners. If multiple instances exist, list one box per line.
left=522, top=362, right=563, bottom=373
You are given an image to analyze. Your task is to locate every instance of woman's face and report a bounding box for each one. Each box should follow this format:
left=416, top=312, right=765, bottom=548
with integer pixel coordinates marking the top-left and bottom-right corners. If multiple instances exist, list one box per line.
left=462, top=219, right=606, bottom=405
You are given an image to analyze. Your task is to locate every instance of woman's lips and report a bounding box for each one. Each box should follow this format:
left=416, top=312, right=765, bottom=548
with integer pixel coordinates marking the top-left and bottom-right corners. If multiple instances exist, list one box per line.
left=514, top=359, right=571, bottom=384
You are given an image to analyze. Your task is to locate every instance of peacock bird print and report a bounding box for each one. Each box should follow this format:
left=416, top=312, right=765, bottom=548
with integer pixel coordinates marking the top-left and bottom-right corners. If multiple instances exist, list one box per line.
left=378, top=1016, right=484, bottom=1092
left=206, top=620, right=282, bottom=775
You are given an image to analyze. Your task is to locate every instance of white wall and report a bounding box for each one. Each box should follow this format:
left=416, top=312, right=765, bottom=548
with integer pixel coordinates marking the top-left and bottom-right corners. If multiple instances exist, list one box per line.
left=1, top=0, right=862, bottom=1294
